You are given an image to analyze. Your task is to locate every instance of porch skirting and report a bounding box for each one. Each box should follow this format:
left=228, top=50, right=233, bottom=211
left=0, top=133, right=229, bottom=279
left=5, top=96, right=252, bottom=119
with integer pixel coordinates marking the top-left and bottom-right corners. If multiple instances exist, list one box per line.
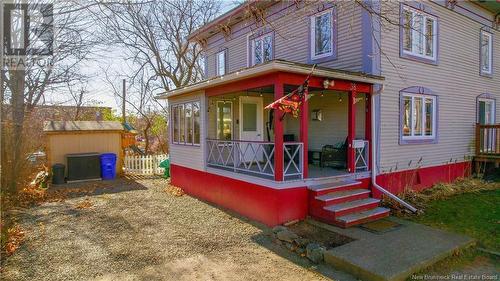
left=170, top=164, right=308, bottom=226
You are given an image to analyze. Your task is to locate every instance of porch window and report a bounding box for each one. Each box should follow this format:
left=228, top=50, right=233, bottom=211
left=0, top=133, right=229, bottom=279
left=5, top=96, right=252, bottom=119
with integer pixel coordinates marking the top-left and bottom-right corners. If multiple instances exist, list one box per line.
left=251, top=33, right=272, bottom=66
left=171, top=101, right=201, bottom=145
left=216, top=50, right=226, bottom=76
left=480, top=30, right=492, bottom=76
left=216, top=101, right=232, bottom=140
left=401, top=92, right=437, bottom=142
left=310, top=8, right=334, bottom=60
left=401, top=5, right=437, bottom=63
left=477, top=97, right=495, bottom=125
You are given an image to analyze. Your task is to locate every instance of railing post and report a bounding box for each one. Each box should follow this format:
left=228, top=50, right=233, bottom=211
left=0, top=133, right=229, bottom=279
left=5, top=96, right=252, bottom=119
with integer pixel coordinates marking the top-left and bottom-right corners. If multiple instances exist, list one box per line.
left=274, top=81, right=284, bottom=181
left=475, top=123, right=480, bottom=156
left=347, top=90, right=357, bottom=173
left=300, top=92, right=308, bottom=178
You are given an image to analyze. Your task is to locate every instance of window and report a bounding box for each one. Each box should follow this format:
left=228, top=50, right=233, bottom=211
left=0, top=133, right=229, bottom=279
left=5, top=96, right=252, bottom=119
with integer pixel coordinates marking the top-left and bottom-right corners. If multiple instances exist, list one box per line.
left=477, top=97, right=495, bottom=125
left=310, top=9, right=334, bottom=60
left=216, top=50, right=226, bottom=76
left=251, top=33, right=272, bottom=66
left=401, top=92, right=437, bottom=142
left=480, top=30, right=492, bottom=76
left=172, top=101, right=201, bottom=145
left=401, top=5, right=437, bottom=62
left=216, top=101, right=232, bottom=140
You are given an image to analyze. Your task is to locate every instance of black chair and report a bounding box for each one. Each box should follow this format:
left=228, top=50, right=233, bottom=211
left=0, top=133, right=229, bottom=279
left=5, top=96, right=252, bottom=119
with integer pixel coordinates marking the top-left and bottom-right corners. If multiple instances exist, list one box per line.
left=320, top=138, right=348, bottom=168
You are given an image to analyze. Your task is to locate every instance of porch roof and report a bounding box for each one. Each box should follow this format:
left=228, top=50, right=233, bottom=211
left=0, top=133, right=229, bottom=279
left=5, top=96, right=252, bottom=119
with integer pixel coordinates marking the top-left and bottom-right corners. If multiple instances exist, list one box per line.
left=155, top=60, right=384, bottom=100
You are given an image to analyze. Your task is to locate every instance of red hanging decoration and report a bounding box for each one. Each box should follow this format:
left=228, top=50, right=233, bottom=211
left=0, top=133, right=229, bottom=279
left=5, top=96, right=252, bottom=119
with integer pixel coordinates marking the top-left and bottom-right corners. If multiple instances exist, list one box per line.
left=265, top=65, right=316, bottom=120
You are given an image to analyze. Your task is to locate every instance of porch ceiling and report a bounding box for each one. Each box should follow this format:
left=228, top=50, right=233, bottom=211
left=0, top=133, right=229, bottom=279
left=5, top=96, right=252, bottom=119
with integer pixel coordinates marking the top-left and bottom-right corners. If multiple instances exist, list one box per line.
left=155, top=60, right=385, bottom=100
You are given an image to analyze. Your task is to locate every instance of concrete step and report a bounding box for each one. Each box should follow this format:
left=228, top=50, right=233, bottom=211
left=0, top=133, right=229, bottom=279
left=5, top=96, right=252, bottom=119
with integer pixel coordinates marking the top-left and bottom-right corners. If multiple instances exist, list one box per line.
left=324, top=198, right=381, bottom=217
left=335, top=207, right=390, bottom=228
left=308, top=179, right=361, bottom=195
left=315, top=189, right=371, bottom=205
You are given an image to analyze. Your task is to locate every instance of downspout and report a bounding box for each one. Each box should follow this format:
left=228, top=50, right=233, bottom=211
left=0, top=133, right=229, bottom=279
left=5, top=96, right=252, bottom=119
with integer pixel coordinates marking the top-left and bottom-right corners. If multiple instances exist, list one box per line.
left=370, top=88, right=418, bottom=213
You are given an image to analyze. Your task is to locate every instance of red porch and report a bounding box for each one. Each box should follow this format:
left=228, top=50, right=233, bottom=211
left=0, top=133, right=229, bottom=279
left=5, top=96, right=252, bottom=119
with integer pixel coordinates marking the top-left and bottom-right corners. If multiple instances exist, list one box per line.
left=167, top=61, right=389, bottom=227
left=204, top=69, right=375, bottom=182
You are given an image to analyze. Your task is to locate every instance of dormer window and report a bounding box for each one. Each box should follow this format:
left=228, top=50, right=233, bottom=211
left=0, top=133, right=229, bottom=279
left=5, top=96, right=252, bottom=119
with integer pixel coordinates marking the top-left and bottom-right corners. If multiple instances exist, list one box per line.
left=310, top=8, right=334, bottom=60
left=216, top=50, right=226, bottom=76
left=251, top=33, right=272, bottom=66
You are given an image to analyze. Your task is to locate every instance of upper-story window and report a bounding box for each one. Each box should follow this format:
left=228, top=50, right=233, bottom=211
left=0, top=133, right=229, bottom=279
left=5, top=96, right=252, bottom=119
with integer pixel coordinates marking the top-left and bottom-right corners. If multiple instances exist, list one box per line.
left=400, top=89, right=437, bottom=144
left=480, top=30, right=493, bottom=76
left=216, top=50, right=226, bottom=76
left=251, top=33, right=272, bottom=66
left=310, top=8, right=334, bottom=60
left=401, top=5, right=437, bottom=63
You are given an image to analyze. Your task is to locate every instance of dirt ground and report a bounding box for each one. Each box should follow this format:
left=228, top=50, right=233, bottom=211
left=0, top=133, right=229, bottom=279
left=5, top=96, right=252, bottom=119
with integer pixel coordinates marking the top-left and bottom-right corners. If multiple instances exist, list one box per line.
left=1, top=178, right=356, bottom=281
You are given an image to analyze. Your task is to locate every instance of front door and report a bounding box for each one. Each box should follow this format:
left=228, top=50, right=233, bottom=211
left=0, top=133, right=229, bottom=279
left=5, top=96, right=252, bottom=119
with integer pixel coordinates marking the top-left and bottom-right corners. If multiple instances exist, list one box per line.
left=239, top=96, right=264, bottom=162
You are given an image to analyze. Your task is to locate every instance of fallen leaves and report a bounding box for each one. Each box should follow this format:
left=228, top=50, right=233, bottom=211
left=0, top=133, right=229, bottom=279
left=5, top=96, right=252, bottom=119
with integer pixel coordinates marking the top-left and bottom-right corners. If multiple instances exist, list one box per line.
left=164, top=185, right=185, bottom=197
left=5, top=224, right=25, bottom=256
left=75, top=199, right=93, bottom=209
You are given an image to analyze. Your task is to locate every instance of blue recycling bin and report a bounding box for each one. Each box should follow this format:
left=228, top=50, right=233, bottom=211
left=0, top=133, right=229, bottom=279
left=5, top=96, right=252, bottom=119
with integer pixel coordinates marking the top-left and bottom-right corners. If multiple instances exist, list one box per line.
left=100, top=153, right=117, bottom=180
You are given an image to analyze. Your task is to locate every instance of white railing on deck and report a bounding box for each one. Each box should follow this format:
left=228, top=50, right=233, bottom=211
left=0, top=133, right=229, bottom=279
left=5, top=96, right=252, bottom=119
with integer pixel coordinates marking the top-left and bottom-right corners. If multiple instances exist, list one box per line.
left=207, top=139, right=275, bottom=178
left=206, top=139, right=304, bottom=180
left=124, top=154, right=169, bottom=175
left=284, top=142, right=303, bottom=179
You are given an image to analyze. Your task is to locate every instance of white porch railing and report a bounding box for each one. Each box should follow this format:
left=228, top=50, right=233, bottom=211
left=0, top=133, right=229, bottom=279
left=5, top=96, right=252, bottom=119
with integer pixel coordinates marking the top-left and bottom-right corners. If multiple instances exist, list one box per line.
left=206, top=139, right=276, bottom=178
left=206, top=139, right=304, bottom=180
left=124, top=154, right=169, bottom=175
left=284, top=142, right=303, bottom=179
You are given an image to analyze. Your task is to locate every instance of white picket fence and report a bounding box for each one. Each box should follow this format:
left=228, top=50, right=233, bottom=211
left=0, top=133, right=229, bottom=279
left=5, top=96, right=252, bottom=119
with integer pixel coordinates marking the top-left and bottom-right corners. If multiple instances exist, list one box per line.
left=124, top=154, right=169, bottom=175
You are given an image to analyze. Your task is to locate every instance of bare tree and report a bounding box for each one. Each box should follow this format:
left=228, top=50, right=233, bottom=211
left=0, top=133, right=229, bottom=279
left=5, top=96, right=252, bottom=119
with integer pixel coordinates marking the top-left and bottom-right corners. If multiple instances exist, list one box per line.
left=95, top=0, right=222, bottom=91
left=1, top=1, right=98, bottom=195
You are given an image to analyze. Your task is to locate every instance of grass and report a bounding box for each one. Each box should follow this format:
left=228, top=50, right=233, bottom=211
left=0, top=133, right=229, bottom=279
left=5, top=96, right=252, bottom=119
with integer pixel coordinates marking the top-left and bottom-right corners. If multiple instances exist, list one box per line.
left=412, top=189, right=500, bottom=252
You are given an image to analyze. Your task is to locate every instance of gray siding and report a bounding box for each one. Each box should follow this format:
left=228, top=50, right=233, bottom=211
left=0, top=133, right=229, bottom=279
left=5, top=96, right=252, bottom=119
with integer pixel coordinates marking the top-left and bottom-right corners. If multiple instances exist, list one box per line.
left=204, top=1, right=364, bottom=78
left=378, top=1, right=500, bottom=174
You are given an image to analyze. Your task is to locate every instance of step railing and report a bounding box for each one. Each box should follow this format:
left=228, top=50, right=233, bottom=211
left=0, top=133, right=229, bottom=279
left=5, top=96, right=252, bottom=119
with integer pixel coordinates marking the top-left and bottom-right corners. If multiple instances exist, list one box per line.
left=475, top=123, right=500, bottom=157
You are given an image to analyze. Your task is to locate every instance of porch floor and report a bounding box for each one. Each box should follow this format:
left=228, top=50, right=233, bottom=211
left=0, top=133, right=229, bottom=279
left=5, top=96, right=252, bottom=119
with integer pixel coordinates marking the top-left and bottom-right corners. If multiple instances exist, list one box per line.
left=308, top=165, right=348, bottom=178
left=206, top=163, right=349, bottom=181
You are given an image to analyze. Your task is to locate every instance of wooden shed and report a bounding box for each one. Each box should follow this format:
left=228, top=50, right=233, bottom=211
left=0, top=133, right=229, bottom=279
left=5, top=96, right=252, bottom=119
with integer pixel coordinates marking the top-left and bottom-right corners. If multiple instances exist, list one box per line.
left=44, top=121, right=125, bottom=175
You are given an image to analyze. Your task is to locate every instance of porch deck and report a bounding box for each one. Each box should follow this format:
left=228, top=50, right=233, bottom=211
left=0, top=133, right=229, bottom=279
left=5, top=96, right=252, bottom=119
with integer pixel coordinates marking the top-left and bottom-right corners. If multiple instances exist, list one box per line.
left=207, top=162, right=348, bottom=181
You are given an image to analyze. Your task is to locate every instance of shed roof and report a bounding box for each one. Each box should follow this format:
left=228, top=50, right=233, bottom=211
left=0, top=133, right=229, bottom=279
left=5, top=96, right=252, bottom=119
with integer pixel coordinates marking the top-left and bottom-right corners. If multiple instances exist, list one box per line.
left=43, top=121, right=124, bottom=132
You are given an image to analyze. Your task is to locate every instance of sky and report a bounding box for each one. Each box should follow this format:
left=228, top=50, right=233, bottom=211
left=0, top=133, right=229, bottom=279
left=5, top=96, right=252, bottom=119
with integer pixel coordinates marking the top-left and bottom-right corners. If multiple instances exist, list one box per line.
left=50, top=1, right=240, bottom=112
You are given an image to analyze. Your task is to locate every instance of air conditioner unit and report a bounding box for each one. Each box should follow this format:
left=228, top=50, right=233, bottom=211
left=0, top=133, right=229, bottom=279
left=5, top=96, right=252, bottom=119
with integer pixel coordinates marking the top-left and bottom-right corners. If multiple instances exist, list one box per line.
left=66, top=153, right=101, bottom=182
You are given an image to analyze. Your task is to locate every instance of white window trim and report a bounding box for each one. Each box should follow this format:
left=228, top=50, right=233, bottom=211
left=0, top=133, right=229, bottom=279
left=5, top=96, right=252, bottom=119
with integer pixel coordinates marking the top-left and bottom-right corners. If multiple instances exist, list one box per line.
left=402, top=6, right=437, bottom=61
left=171, top=101, right=201, bottom=146
left=216, top=101, right=233, bottom=140
left=402, top=92, right=437, bottom=141
left=480, top=31, right=493, bottom=75
left=216, top=50, right=226, bottom=76
left=251, top=33, right=273, bottom=66
left=310, top=8, right=334, bottom=60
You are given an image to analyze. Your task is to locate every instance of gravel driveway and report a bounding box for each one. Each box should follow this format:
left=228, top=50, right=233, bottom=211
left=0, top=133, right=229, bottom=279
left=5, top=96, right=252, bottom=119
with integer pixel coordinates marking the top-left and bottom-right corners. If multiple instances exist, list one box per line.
left=1, top=178, right=355, bottom=281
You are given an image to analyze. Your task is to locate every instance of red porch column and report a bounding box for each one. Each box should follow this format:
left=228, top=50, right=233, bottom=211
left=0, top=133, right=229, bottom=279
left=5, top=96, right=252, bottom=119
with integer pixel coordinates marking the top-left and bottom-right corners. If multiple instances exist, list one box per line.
left=347, top=90, right=357, bottom=173
left=365, top=91, right=372, bottom=171
left=300, top=94, right=309, bottom=178
left=274, top=81, right=284, bottom=181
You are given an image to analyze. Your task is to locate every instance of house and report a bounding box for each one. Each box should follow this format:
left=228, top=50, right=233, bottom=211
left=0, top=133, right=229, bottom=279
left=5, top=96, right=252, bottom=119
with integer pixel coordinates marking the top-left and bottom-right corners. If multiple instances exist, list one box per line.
left=157, top=1, right=500, bottom=227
